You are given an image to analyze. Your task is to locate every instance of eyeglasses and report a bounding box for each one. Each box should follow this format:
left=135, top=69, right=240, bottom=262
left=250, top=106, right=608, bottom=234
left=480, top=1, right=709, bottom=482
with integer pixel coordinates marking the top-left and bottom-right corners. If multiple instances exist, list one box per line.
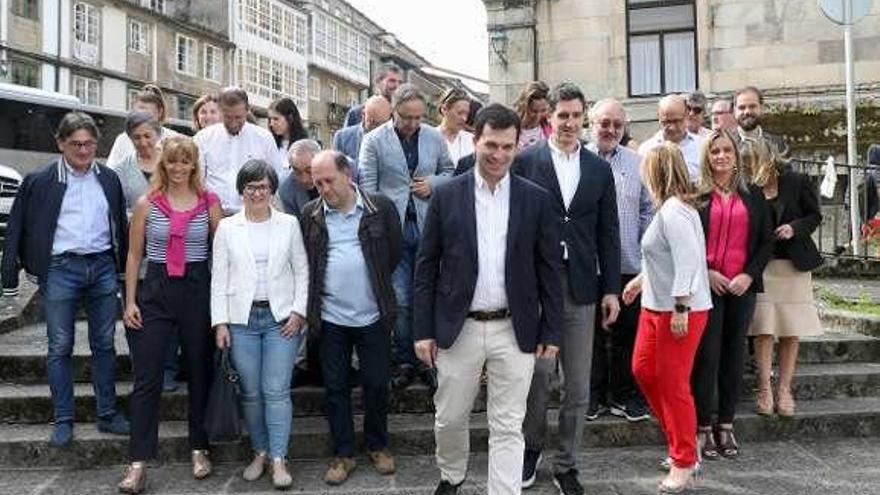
left=687, top=106, right=704, bottom=115
left=712, top=110, right=732, bottom=116
left=244, top=184, right=272, bottom=195
left=595, top=120, right=625, bottom=130
left=68, top=140, right=97, bottom=150
left=660, top=118, right=685, bottom=126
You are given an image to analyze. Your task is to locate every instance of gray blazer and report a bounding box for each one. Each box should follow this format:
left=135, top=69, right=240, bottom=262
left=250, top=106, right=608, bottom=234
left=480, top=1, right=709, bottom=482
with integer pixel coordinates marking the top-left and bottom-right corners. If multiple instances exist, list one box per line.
left=110, top=154, right=150, bottom=211
left=332, top=124, right=364, bottom=180
left=358, top=120, right=454, bottom=232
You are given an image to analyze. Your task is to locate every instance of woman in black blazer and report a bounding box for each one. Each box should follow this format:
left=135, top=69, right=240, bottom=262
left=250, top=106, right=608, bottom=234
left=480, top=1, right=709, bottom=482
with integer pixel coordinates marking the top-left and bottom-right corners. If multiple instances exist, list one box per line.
left=745, top=139, right=823, bottom=419
left=692, top=130, right=773, bottom=460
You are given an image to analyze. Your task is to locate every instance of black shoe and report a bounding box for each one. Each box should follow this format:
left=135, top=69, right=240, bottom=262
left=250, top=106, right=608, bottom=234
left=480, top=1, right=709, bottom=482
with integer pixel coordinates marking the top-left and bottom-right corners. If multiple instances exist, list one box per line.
left=553, top=469, right=584, bottom=495
left=433, top=479, right=462, bottom=495
left=522, top=449, right=542, bottom=488
left=391, top=364, right=415, bottom=390
left=610, top=400, right=650, bottom=422
left=585, top=402, right=608, bottom=421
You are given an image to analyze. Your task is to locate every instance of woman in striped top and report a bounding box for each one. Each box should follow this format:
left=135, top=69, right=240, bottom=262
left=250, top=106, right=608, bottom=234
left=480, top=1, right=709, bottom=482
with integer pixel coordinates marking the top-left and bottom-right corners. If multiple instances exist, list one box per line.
left=119, top=137, right=222, bottom=494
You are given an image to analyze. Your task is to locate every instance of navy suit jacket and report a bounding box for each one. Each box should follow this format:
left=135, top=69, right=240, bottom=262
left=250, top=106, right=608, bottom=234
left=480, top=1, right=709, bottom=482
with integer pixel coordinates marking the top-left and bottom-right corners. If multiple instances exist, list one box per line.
left=413, top=171, right=564, bottom=352
left=512, top=141, right=621, bottom=304
left=332, top=124, right=364, bottom=180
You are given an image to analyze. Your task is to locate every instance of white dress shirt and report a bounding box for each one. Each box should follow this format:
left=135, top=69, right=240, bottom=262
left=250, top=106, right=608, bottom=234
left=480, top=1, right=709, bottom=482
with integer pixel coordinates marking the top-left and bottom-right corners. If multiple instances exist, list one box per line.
left=194, top=122, right=284, bottom=213
left=441, top=128, right=475, bottom=165
left=548, top=138, right=581, bottom=211
left=470, top=168, right=510, bottom=312
left=638, top=130, right=703, bottom=180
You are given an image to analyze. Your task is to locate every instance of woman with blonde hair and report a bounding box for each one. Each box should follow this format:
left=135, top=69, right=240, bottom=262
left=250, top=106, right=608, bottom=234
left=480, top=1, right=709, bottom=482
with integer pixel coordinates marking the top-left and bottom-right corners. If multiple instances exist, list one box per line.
left=118, top=137, right=223, bottom=493
left=745, top=139, right=823, bottom=418
left=435, top=88, right=474, bottom=164
left=691, top=130, right=772, bottom=460
left=512, top=80, right=552, bottom=150
left=623, top=144, right=712, bottom=493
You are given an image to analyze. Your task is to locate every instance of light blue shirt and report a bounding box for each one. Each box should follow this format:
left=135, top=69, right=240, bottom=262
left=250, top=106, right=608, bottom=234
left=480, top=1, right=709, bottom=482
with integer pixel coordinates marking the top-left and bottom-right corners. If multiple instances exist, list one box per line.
left=52, top=159, right=111, bottom=255
left=321, top=191, right=380, bottom=327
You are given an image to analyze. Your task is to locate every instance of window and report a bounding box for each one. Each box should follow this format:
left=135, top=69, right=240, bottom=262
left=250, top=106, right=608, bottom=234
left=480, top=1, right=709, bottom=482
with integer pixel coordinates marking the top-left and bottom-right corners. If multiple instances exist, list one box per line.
left=312, top=12, right=369, bottom=79
left=127, top=87, right=140, bottom=109
left=329, top=83, right=338, bottom=104
left=239, top=0, right=307, bottom=54
left=140, top=0, right=164, bottom=13
left=12, top=0, right=39, bottom=20
left=73, top=2, right=99, bottom=63
left=5, top=57, right=40, bottom=87
left=177, top=95, right=195, bottom=120
left=176, top=34, right=197, bottom=75
left=627, top=0, right=696, bottom=96
left=204, top=44, right=222, bottom=82
left=73, top=75, right=100, bottom=106
left=238, top=49, right=306, bottom=108
left=348, top=91, right=358, bottom=108
left=309, top=76, right=320, bottom=101
left=128, top=19, right=151, bottom=54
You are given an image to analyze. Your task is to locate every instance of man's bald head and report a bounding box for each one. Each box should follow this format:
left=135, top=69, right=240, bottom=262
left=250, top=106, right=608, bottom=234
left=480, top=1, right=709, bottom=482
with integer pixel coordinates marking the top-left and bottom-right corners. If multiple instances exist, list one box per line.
left=657, top=94, right=688, bottom=143
left=363, top=96, right=392, bottom=133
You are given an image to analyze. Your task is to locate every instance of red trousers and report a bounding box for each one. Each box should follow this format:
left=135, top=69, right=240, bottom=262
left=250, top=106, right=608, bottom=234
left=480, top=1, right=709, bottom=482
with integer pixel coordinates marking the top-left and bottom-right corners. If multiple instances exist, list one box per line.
left=632, top=308, right=709, bottom=468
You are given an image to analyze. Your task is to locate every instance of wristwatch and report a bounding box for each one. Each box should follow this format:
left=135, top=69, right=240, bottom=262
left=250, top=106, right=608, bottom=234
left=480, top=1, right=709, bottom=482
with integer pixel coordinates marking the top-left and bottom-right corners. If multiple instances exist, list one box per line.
left=674, top=304, right=690, bottom=313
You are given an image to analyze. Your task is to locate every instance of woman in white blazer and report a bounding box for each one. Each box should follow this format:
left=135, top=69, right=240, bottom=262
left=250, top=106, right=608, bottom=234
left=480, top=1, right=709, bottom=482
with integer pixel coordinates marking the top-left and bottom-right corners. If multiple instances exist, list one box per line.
left=211, top=159, right=309, bottom=489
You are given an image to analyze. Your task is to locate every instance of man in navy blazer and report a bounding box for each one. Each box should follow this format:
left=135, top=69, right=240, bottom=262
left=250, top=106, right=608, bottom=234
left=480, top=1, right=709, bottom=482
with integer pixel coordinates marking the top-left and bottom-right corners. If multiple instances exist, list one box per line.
left=514, top=83, right=622, bottom=494
left=413, top=104, right=562, bottom=495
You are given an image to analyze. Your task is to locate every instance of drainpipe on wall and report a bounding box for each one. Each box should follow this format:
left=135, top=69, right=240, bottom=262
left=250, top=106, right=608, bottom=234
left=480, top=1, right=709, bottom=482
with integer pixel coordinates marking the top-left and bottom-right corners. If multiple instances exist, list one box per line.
left=531, top=23, right=538, bottom=81
left=55, top=0, right=61, bottom=92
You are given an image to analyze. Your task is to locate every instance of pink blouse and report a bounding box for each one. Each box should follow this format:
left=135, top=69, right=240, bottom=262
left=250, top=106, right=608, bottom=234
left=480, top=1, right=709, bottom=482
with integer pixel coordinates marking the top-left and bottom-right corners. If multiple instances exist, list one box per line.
left=706, top=190, right=750, bottom=279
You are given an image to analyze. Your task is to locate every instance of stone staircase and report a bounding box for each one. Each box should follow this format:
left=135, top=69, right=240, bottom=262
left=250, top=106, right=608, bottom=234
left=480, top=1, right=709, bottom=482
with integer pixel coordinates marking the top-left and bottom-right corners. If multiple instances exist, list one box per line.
left=1, top=321, right=879, bottom=468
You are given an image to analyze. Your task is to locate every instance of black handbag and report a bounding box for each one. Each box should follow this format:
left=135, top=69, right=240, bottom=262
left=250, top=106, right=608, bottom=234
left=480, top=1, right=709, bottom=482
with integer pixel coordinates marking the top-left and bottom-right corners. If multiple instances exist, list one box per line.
left=204, top=348, right=242, bottom=443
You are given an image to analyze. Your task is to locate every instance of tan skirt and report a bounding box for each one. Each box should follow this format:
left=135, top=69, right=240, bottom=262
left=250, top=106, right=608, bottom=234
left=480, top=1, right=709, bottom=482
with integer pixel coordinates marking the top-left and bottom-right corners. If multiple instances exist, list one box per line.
left=748, top=259, right=823, bottom=338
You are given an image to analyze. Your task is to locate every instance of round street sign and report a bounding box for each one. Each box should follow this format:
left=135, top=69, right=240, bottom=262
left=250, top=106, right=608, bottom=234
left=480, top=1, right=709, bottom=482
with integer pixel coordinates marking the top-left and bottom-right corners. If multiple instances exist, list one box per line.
left=819, top=0, right=873, bottom=25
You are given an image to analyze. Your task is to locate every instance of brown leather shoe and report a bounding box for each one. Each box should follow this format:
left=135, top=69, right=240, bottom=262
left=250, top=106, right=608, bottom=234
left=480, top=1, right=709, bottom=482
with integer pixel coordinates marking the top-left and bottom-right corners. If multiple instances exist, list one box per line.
left=192, top=450, right=212, bottom=479
left=369, top=449, right=396, bottom=475
left=324, top=457, right=356, bottom=485
left=118, top=463, right=146, bottom=494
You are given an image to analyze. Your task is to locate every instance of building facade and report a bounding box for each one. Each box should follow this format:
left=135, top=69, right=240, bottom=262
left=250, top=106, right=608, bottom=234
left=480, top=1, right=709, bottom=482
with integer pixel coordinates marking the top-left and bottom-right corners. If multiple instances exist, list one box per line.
left=484, top=0, right=880, bottom=137
left=0, top=0, right=233, bottom=121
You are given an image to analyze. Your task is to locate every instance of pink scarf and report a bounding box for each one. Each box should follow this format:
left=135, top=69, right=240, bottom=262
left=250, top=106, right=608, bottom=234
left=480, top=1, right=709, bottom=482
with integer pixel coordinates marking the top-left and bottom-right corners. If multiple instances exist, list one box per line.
left=149, top=190, right=217, bottom=277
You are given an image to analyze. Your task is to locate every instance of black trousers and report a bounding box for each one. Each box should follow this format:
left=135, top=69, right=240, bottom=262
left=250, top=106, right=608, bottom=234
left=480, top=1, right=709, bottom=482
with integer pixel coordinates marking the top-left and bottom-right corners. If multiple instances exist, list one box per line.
left=127, top=262, right=214, bottom=461
left=590, top=274, right=643, bottom=406
left=691, top=291, right=756, bottom=427
left=320, top=319, right=390, bottom=456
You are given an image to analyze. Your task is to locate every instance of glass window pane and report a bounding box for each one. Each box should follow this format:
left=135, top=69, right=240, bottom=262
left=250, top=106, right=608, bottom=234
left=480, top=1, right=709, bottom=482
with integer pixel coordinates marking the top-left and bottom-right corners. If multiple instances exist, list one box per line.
left=663, top=31, right=696, bottom=92
left=629, top=5, right=693, bottom=32
left=630, top=35, right=661, bottom=95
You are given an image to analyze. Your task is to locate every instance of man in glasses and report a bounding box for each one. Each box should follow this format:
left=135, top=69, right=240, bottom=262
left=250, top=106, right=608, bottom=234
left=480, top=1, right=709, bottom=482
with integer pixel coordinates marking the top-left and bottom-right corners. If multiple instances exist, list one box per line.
left=1, top=112, right=130, bottom=446
left=711, top=98, right=737, bottom=133
left=279, top=139, right=321, bottom=217
left=359, top=83, right=455, bottom=389
left=685, top=90, right=712, bottom=138
left=585, top=99, right=654, bottom=425
left=638, top=94, right=703, bottom=179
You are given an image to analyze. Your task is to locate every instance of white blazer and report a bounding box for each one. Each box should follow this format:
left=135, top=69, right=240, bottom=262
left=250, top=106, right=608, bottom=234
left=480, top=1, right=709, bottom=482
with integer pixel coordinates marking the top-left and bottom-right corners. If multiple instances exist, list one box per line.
left=210, top=208, right=309, bottom=326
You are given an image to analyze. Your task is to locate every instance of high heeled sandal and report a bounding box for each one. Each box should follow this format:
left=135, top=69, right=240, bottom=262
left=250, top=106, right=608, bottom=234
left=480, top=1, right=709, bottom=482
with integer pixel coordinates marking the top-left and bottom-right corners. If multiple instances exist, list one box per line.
left=776, top=387, right=796, bottom=418
left=755, top=386, right=774, bottom=416
left=192, top=450, right=212, bottom=479
left=118, top=463, right=146, bottom=494
left=697, top=426, right=719, bottom=461
left=658, top=466, right=698, bottom=494
left=714, top=425, right=739, bottom=458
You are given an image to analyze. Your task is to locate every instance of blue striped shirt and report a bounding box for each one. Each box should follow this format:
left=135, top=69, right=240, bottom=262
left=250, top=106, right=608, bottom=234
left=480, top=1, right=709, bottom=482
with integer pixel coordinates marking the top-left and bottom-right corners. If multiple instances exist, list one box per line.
left=588, top=143, right=654, bottom=275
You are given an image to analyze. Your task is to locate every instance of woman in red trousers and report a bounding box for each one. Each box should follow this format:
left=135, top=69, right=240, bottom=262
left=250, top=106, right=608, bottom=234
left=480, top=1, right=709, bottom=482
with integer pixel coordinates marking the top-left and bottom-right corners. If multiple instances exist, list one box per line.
left=623, top=143, right=712, bottom=493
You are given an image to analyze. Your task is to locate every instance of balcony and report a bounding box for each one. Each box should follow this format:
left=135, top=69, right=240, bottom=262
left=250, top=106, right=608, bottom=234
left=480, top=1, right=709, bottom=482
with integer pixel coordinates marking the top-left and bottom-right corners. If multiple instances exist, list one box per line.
left=327, top=102, right=350, bottom=126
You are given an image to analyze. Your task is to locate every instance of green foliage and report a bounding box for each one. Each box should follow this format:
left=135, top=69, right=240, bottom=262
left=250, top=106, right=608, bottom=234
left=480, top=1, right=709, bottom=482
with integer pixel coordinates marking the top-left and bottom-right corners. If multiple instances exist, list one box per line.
left=763, top=100, right=880, bottom=159
left=815, top=286, right=880, bottom=316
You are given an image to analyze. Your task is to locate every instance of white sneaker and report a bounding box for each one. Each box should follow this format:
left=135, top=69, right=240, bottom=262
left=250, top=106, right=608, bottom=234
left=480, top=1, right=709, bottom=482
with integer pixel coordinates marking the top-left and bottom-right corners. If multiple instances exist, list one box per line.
left=242, top=452, right=267, bottom=481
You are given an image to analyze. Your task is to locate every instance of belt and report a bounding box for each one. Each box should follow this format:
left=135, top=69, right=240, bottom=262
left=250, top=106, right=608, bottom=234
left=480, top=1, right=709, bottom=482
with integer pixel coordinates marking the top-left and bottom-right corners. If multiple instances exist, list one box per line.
left=53, top=250, right=111, bottom=260
left=467, top=308, right=511, bottom=321
left=252, top=300, right=270, bottom=308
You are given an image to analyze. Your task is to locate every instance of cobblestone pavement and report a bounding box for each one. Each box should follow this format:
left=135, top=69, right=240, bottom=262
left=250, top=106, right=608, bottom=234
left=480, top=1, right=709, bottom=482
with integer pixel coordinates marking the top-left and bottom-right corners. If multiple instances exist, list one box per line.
left=3, top=437, right=879, bottom=495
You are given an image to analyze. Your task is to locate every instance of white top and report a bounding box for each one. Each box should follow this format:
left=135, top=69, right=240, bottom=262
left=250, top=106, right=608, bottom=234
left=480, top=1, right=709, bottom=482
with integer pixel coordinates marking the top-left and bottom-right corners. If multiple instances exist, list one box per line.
left=640, top=197, right=712, bottom=312
left=106, top=127, right=181, bottom=167
left=248, top=219, right=272, bottom=302
left=194, top=122, right=284, bottom=213
left=441, top=128, right=475, bottom=165
left=549, top=138, right=581, bottom=210
left=470, top=168, right=510, bottom=312
left=638, top=130, right=703, bottom=180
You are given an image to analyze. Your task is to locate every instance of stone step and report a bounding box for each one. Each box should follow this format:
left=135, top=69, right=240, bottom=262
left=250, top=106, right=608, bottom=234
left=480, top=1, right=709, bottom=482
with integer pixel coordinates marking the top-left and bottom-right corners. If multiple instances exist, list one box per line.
left=1, top=323, right=877, bottom=385
left=2, top=397, right=880, bottom=468
left=3, top=361, right=880, bottom=424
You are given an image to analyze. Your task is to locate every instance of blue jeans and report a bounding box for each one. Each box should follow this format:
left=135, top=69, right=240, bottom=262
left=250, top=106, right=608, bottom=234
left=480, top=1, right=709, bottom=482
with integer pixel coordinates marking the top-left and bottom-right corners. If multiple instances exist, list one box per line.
left=391, top=218, right=420, bottom=366
left=230, top=305, right=301, bottom=459
left=320, top=319, right=390, bottom=456
left=42, top=252, right=119, bottom=424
